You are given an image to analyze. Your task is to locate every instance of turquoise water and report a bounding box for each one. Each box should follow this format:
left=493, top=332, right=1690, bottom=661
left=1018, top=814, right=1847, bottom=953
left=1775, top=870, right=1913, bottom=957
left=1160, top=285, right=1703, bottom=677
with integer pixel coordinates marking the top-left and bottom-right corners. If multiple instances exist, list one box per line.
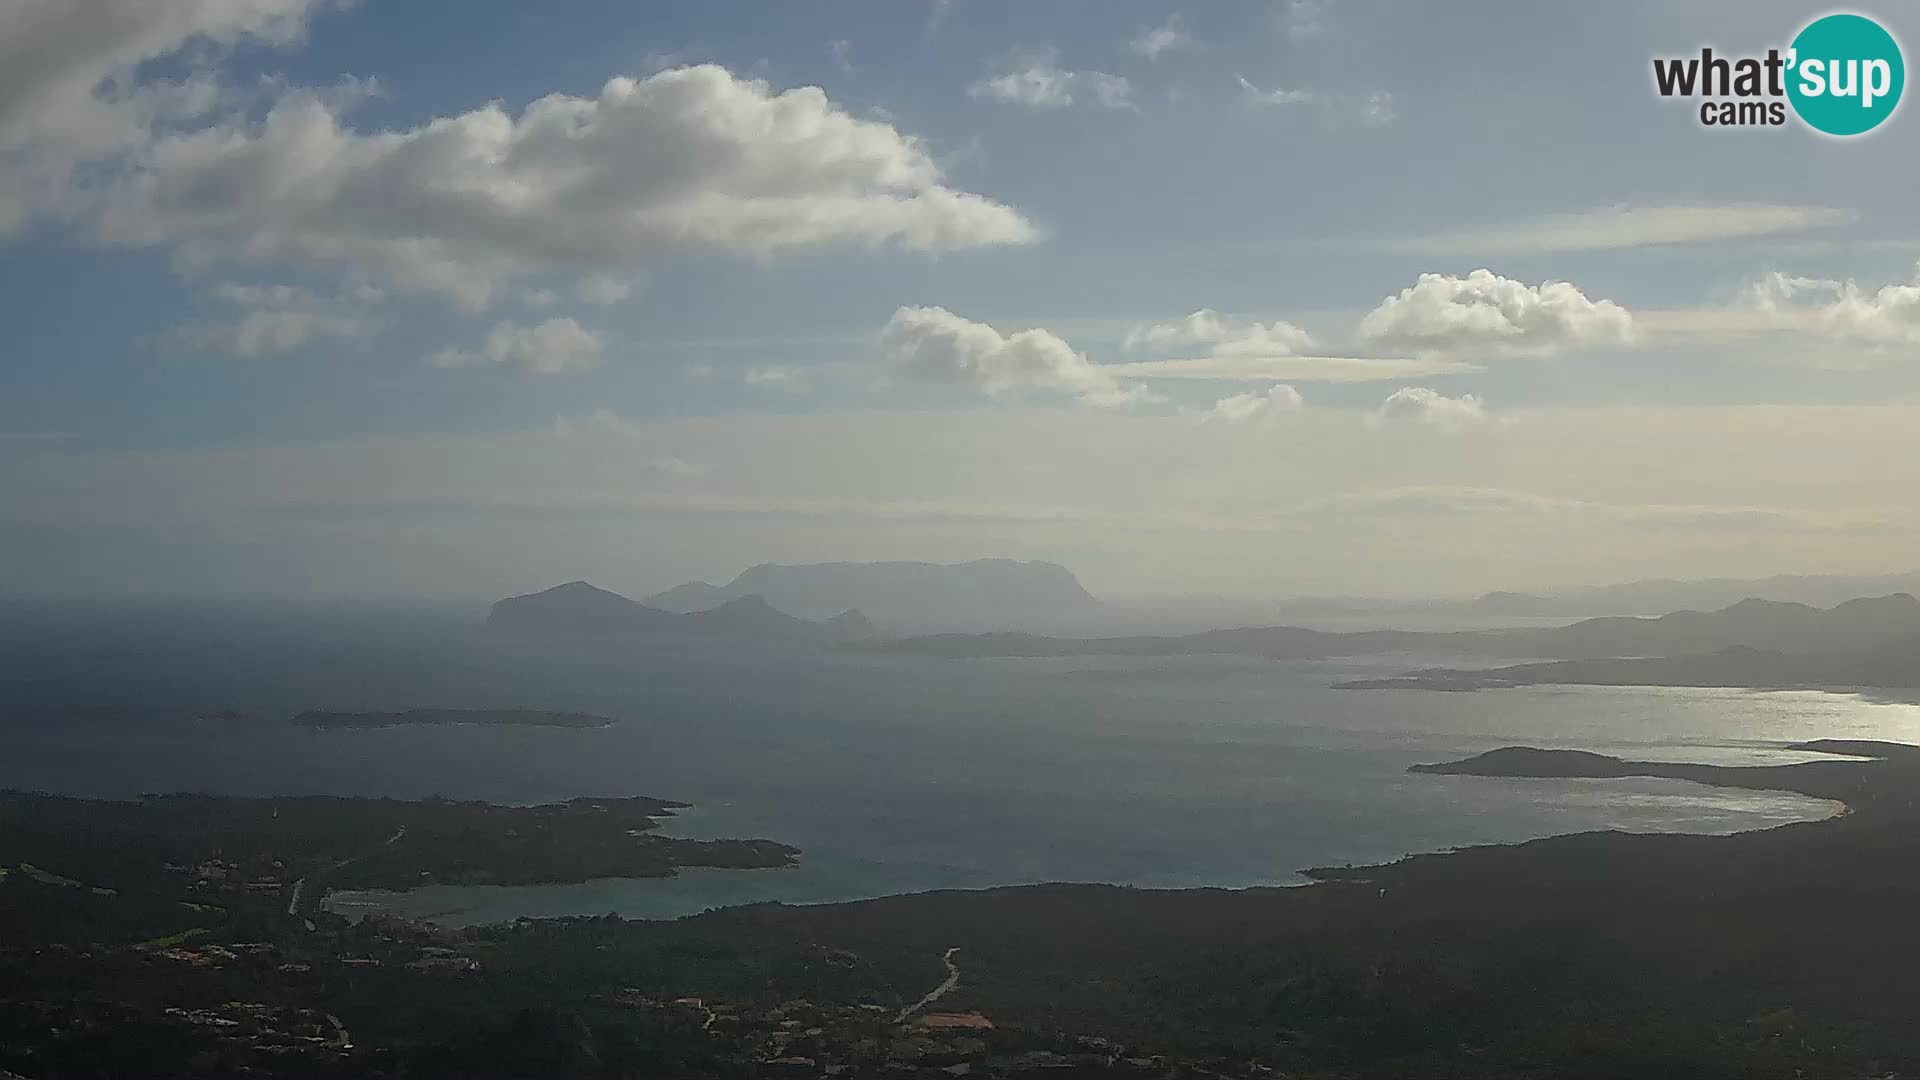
left=4, top=609, right=1914, bottom=925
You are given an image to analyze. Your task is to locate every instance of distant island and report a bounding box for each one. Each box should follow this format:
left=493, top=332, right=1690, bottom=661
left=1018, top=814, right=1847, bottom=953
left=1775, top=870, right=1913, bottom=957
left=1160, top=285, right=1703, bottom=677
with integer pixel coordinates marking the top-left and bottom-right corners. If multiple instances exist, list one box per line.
left=294, top=708, right=613, bottom=730
left=486, top=580, right=877, bottom=642
left=644, top=558, right=1102, bottom=631
left=880, top=594, right=1920, bottom=693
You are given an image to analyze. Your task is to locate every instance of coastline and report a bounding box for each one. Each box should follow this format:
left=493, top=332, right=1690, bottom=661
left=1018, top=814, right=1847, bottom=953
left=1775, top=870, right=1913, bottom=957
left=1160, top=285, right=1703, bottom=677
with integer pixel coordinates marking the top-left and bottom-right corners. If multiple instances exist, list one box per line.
left=337, top=744, right=1851, bottom=928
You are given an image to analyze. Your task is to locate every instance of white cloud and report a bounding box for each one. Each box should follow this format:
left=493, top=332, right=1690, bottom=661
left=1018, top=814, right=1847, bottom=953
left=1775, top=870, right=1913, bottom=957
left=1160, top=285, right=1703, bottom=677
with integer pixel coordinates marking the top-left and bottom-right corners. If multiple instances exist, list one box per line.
left=1375, top=386, right=1488, bottom=431
left=744, top=365, right=809, bottom=392
left=429, top=318, right=604, bottom=374
left=171, top=277, right=378, bottom=356
left=1116, top=308, right=1467, bottom=382
left=91, top=64, right=1038, bottom=307
left=1204, top=383, right=1303, bottom=423
left=1129, top=16, right=1192, bottom=60
left=0, top=0, right=336, bottom=233
left=1387, top=204, right=1858, bottom=257
left=1126, top=309, right=1234, bottom=349
left=1358, top=269, right=1633, bottom=357
left=1124, top=308, right=1315, bottom=354
left=880, top=306, right=1155, bottom=407
left=970, top=55, right=1134, bottom=110
left=1743, top=267, right=1920, bottom=347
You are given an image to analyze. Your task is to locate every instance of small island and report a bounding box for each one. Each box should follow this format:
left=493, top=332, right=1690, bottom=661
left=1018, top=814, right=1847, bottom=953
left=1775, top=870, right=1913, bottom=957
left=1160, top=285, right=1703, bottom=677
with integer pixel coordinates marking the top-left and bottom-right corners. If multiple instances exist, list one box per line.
left=294, top=708, right=613, bottom=730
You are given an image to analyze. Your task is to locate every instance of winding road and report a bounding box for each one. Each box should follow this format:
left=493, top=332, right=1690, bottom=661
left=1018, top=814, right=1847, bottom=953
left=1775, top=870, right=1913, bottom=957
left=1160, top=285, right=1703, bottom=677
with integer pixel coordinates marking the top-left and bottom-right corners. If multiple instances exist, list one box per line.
left=895, top=947, right=961, bottom=1024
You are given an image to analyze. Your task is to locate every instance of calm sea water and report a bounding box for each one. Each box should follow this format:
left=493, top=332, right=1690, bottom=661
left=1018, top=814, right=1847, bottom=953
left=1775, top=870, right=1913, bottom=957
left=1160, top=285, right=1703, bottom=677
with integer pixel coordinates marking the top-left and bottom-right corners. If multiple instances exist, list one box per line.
left=4, top=602, right=1916, bottom=924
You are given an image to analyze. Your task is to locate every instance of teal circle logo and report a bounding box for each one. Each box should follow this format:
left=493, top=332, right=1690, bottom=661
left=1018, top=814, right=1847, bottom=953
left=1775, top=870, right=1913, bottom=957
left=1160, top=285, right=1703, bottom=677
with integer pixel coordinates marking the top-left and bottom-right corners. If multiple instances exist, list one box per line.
left=1787, top=13, right=1904, bottom=135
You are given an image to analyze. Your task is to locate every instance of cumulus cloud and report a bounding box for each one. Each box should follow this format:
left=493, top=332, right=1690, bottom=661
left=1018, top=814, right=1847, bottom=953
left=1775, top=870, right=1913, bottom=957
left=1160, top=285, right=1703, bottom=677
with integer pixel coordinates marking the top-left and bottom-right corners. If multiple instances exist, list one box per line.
left=970, top=55, right=1134, bottom=110
left=1204, top=384, right=1303, bottom=423
left=89, top=64, right=1037, bottom=307
left=171, top=278, right=378, bottom=357
left=1743, top=267, right=1920, bottom=347
left=880, top=306, right=1154, bottom=407
left=429, top=318, right=604, bottom=374
left=1358, top=269, right=1633, bottom=358
left=0, top=0, right=336, bottom=233
left=1124, top=308, right=1315, bottom=354
left=1375, top=386, right=1488, bottom=431
left=1129, top=16, right=1192, bottom=60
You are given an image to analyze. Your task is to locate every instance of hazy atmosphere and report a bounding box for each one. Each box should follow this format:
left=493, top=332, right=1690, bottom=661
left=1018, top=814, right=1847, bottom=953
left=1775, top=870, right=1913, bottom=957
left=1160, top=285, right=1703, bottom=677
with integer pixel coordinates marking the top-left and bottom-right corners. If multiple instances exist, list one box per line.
left=7, top=0, right=1920, bottom=600
left=12, top=5, right=1920, bottom=1078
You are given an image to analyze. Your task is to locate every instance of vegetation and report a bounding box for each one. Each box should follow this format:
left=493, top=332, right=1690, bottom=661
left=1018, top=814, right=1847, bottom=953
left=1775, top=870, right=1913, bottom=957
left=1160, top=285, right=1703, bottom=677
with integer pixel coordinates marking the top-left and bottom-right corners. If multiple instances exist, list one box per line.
left=7, top=743, right=1920, bottom=1076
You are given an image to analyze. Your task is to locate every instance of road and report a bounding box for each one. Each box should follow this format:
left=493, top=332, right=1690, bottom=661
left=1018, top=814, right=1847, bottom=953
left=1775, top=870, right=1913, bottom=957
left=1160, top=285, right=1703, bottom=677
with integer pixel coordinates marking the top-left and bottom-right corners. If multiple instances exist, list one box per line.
left=895, top=947, right=961, bottom=1024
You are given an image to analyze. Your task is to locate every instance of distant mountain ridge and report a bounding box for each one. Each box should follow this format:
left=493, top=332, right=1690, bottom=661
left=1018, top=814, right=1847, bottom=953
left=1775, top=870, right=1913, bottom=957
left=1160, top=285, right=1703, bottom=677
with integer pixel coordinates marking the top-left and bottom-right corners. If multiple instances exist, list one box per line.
left=878, top=593, right=1920, bottom=663
left=645, top=559, right=1100, bottom=630
left=1339, top=630, right=1920, bottom=694
left=486, top=581, right=873, bottom=642
left=1469, top=570, right=1920, bottom=617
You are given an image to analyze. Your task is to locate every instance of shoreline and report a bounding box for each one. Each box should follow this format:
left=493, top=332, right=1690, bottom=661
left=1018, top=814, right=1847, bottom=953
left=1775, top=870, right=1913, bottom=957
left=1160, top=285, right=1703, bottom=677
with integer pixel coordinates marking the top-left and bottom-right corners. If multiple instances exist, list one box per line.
left=337, top=746, right=1850, bottom=928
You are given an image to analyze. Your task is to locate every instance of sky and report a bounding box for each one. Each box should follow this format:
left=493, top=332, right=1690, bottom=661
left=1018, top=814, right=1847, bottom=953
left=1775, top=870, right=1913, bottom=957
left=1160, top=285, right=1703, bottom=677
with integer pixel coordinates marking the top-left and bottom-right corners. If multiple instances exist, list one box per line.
left=4, top=0, right=1920, bottom=601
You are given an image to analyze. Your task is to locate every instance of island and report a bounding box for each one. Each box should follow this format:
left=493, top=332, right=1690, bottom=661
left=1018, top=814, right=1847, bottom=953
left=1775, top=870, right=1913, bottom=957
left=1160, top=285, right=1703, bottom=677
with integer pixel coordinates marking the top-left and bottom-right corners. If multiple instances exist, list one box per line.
left=294, top=707, right=614, bottom=730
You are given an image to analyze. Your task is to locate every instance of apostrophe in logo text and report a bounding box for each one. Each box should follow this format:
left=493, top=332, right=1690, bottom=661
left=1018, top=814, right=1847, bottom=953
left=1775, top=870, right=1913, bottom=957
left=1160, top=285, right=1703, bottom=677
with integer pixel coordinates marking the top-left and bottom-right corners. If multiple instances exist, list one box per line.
left=1652, top=11, right=1904, bottom=135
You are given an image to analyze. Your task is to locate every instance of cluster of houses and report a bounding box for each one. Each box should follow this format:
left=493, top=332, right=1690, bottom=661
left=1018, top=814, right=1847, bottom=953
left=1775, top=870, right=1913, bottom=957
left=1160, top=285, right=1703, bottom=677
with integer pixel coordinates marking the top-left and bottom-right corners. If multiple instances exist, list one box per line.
left=609, top=991, right=1269, bottom=1078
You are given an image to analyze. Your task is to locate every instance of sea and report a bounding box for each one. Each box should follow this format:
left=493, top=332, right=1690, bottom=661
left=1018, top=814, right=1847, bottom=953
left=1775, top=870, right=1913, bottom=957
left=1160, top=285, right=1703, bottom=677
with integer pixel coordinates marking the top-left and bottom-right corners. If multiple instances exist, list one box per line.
left=4, top=599, right=1917, bottom=926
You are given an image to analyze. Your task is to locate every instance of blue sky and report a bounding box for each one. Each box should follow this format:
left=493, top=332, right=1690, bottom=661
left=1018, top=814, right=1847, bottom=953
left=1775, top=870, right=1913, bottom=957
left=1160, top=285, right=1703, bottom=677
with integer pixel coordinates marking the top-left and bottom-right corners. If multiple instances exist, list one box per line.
left=5, top=1, right=1920, bottom=599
